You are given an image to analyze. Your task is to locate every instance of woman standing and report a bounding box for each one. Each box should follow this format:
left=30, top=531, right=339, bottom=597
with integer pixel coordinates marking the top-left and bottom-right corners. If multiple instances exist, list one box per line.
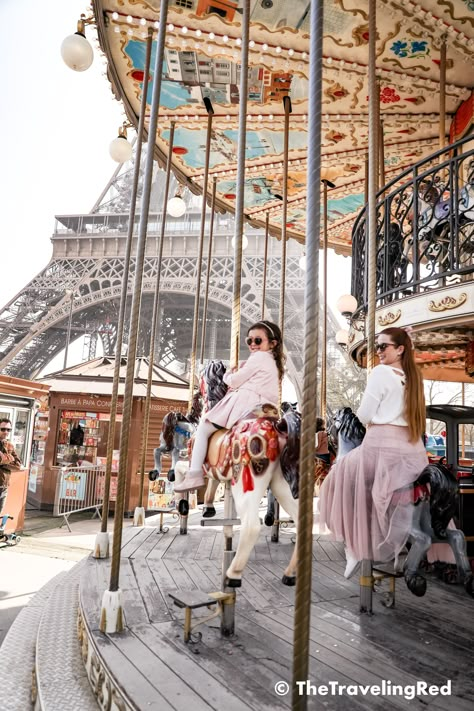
left=319, top=327, right=428, bottom=577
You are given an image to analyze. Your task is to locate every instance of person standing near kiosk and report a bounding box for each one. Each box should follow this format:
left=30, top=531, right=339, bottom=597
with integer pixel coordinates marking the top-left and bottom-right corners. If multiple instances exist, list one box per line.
left=0, top=418, right=22, bottom=515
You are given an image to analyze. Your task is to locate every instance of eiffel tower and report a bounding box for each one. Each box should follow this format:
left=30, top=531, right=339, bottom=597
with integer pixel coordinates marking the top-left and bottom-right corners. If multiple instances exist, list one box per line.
left=0, top=151, right=351, bottom=397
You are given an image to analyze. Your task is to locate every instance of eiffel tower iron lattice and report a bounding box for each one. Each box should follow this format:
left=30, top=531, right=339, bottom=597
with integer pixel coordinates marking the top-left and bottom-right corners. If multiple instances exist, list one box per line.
left=0, top=155, right=352, bottom=398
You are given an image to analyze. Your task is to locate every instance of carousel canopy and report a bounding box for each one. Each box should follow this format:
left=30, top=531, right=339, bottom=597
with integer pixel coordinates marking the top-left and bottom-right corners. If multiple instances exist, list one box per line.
left=92, top=1, right=474, bottom=254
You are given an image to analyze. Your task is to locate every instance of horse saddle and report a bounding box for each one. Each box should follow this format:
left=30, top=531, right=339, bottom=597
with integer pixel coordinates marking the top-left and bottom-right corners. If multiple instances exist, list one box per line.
left=203, top=405, right=281, bottom=489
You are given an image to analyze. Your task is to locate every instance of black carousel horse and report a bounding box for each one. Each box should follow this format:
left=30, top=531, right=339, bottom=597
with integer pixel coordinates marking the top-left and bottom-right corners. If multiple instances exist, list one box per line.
left=148, top=392, right=202, bottom=482
left=327, top=407, right=474, bottom=598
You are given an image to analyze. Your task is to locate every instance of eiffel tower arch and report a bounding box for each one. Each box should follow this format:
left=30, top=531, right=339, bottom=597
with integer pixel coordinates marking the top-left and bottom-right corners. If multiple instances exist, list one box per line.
left=0, top=156, right=347, bottom=397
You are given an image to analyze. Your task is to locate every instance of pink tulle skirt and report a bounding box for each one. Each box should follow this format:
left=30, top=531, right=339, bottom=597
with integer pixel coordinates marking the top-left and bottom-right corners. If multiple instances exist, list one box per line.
left=319, top=425, right=428, bottom=563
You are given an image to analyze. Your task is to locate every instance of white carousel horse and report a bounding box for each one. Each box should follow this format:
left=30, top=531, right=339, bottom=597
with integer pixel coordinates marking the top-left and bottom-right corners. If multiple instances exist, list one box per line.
left=174, top=361, right=301, bottom=588
left=328, top=407, right=474, bottom=598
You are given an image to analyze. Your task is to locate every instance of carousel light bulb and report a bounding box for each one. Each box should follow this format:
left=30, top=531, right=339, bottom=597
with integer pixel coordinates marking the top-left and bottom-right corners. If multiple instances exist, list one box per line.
left=231, top=234, right=248, bottom=250
left=167, top=23, right=174, bottom=31
left=196, top=29, right=202, bottom=37
left=109, top=131, right=133, bottom=163
left=249, top=40, right=255, bottom=48
left=154, top=21, right=159, bottom=29
left=112, top=12, right=119, bottom=20
left=299, top=254, right=306, bottom=271
left=181, top=26, right=188, bottom=33
left=335, top=329, right=349, bottom=346
left=167, top=195, right=186, bottom=217
left=223, top=35, right=229, bottom=43
left=140, top=18, right=147, bottom=26
left=209, top=32, right=215, bottom=40
left=61, top=19, right=94, bottom=72
left=276, top=46, right=282, bottom=53
left=288, top=48, right=294, bottom=56
left=262, top=43, right=268, bottom=51
left=336, top=294, right=358, bottom=318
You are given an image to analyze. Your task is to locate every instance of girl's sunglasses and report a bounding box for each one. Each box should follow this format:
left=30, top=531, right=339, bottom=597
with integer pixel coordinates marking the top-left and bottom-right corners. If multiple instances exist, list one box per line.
left=375, top=342, right=395, bottom=352
left=246, top=337, right=264, bottom=346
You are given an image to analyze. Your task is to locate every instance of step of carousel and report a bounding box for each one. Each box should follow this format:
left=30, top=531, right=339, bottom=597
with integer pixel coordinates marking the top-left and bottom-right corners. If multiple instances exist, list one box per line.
left=0, top=561, right=97, bottom=711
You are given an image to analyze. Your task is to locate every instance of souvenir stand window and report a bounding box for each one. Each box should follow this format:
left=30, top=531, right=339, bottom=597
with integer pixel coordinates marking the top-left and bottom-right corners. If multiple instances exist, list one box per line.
left=29, top=410, right=49, bottom=495
left=55, top=410, right=122, bottom=466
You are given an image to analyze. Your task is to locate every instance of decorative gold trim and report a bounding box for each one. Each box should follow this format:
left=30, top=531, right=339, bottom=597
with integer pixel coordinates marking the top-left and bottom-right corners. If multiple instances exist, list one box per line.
left=78, top=605, right=131, bottom=711
left=428, top=293, right=467, bottom=312
left=378, top=309, right=401, bottom=326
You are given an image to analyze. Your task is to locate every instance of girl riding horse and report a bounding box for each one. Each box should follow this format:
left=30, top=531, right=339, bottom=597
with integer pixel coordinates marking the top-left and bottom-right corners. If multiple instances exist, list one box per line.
left=174, top=320, right=285, bottom=493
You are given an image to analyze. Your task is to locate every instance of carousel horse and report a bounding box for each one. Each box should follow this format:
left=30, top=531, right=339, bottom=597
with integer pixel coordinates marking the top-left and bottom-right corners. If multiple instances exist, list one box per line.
left=264, top=401, right=300, bottom=527
left=174, top=360, right=301, bottom=587
left=148, top=393, right=202, bottom=482
left=327, top=407, right=474, bottom=598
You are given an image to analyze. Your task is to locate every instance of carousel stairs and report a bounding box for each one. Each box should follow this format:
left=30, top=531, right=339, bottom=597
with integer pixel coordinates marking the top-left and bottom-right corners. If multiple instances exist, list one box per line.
left=0, top=561, right=98, bottom=711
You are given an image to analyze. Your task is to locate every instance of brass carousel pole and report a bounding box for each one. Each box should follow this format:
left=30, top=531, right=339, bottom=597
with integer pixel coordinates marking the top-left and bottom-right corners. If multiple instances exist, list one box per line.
left=320, top=179, right=328, bottom=421
left=261, top=212, right=270, bottom=320
left=271, top=95, right=292, bottom=545
left=279, top=95, right=292, bottom=337
left=100, top=0, right=170, bottom=634
left=291, top=2, right=323, bottom=709
left=223, top=0, right=250, bottom=638
left=93, top=28, right=153, bottom=559
left=360, top=0, right=378, bottom=615
left=200, top=176, right=218, bottom=364
left=133, top=121, right=176, bottom=527
left=439, top=35, right=447, bottom=152
left=187, top=98, right=214, bottom=410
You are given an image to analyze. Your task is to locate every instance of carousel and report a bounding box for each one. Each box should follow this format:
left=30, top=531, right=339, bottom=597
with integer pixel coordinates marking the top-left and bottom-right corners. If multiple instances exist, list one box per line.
left=15, top=2, right=474, bottom=710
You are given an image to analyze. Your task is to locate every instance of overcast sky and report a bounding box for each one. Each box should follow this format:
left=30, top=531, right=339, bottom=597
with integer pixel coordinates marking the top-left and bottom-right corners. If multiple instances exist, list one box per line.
left=0, top=0, right=124, bottom=307
left=0, top=0, right=351, bottom=322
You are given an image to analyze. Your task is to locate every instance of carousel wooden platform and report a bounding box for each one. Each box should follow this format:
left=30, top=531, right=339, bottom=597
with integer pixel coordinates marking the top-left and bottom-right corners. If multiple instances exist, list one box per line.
left=78, top=507, right=474, bottom=711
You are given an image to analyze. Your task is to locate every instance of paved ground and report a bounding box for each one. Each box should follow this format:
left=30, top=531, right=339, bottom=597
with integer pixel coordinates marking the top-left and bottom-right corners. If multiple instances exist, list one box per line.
left=0, top=509, right=173, bottom=645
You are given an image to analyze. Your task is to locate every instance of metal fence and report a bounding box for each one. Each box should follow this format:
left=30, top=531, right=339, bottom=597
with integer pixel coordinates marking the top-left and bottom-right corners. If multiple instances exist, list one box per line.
left=53, top=467, right=105, bottom=532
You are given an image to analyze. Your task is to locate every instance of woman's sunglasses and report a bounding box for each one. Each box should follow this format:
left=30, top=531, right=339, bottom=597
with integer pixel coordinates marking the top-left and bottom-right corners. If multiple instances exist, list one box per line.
left=375, top=342, right=395, bottom=352
left=246, top=337, right=264, bottom=346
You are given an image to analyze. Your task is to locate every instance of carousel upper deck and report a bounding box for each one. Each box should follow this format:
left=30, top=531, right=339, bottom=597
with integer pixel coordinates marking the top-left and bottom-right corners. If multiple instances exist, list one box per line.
left=75, top=508, right=474, bottom=711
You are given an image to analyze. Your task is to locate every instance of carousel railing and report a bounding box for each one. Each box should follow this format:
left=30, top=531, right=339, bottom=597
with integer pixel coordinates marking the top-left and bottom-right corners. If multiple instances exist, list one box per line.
left=351, top=133, right=474, bottom=313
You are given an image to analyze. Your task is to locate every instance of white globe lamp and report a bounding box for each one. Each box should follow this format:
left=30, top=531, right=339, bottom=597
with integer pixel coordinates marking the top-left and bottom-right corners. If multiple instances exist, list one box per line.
left=231, top=234, right=248, bottom=250
left=61, top=19, right=94, bottom=72
left=336, top=294, right=358, bottom=318
left=335, top=328, right=349, bottom=346
left=167, top=196, right=187, bottom=218
left=109, top=134, right=133, bottom=163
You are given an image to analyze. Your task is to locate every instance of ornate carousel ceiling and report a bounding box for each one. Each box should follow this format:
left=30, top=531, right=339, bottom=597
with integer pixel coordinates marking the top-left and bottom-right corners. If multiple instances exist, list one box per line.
left=93, top=0, right=474, bottom=254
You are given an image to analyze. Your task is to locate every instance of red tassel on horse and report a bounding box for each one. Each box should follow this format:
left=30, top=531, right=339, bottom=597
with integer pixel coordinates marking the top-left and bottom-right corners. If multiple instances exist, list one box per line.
left=242, top=464, right=254, bottom=492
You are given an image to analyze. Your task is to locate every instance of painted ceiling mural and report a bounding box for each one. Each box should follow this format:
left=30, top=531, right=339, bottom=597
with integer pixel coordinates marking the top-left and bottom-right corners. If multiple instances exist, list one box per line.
left=93, top=0, right=474, bottom=254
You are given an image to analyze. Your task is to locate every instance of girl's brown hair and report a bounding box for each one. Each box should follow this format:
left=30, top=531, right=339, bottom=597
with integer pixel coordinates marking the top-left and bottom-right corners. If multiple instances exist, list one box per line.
left=247, top=320, right=286, bottom=380
left=379, top=327, right=425, bottom=442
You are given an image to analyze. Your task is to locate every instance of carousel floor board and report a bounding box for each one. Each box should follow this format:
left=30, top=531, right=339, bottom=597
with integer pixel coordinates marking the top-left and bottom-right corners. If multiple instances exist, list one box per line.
left=79, top=510, right=474, bottom=711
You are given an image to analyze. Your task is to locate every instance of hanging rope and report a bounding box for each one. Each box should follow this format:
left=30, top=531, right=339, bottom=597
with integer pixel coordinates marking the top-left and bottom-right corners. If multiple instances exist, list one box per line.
left=99, top=28, right=153, bottom=536
left=291, top=2, right=323, bottom=708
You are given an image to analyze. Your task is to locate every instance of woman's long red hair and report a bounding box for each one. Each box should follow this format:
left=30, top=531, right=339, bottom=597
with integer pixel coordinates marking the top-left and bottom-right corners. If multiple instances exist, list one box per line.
left=380, top=327, right=425, bottom=442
